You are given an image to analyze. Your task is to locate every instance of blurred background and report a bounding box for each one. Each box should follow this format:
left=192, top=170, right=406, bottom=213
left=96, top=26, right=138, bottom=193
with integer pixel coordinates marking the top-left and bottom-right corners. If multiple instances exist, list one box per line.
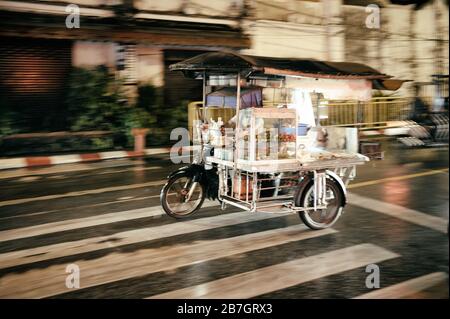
left=0, top=0, right=448, bottom=155
left=0, top=0, right=448, bottom=300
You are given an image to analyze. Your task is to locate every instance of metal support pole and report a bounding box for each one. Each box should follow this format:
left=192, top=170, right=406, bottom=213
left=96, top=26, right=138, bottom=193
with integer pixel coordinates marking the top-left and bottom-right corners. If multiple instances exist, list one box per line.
left=202, top=70, right=207, bottom=122
left=313, top=170, right=327, bottom=209
left=252, top=172, right=258, bottom=212
left=234, top=72, right=241, bottom=168
left=311, top=92, right=322, bottom=127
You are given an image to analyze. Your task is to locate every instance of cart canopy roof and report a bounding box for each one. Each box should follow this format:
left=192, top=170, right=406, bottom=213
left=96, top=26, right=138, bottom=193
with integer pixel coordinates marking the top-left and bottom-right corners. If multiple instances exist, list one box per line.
left=170, top=51, right=406, bottom=90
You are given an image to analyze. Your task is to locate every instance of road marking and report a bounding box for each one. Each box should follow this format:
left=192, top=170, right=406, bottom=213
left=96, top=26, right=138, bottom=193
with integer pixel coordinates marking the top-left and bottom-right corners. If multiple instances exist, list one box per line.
left=0, top=225, right=336, bottom=298
left=0, top=201, right=218, bottom=242
left=0, top=160, right=135, bottom=180
left=0, top=157, right=162, bottom=180
left=347, top=168, right=448, bottom=189
left=47, top=175, right=66, bottom=179
left=0, top=210, right=292, bottom=270
left=91, top=165, right=162, bottom=176
left=17, top=176, right=42, bottom=182
left=354, top=272, right=448, bottom=299
left=0, top=164, right=162, bottom=182
left=348, top=192, right=448, bottom=233
left=117, top=196, right=135, bottom=200
left=1, top=167, right=446, bottom=209
left=0, top=194, right=162, bottom=221
left=0, top=180, right=167, bottom=208
left=149, top=243, right=399, bottom=299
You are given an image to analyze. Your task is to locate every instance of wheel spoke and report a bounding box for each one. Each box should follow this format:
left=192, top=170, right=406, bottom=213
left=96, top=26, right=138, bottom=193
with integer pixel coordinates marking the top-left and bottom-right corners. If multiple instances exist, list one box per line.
left=301, top=179, right=342, bottom=228
left=164, top=175, right=204, bottom=216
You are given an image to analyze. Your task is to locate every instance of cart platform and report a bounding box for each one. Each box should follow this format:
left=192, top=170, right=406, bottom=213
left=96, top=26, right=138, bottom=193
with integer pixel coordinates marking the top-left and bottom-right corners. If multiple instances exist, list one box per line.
left=206, top=152, right=368, bottom=173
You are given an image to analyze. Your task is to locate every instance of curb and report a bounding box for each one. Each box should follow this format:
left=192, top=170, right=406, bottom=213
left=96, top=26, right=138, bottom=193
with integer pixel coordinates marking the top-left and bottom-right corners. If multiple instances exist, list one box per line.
left=0, top=148, right=173, bottom=171
left=0, top=130, right=395, bottom=171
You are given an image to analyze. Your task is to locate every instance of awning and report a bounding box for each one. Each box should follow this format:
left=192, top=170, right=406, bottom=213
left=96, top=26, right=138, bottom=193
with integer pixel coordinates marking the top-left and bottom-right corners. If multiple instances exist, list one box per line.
left=170, top=51, right=395, bottom=81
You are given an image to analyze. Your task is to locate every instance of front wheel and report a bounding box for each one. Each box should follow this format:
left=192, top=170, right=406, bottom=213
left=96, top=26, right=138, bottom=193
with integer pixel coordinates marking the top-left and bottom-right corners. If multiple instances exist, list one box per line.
left=161, top=173, right=206, bottom=219
left=295, top=177, right=345, bottom=230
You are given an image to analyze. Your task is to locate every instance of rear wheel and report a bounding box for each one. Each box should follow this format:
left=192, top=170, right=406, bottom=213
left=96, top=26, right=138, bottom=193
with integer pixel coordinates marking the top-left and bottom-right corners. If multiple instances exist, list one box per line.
left=296, top=177, right=344, bottom=230
left=161, top=173, right=206, bottom=219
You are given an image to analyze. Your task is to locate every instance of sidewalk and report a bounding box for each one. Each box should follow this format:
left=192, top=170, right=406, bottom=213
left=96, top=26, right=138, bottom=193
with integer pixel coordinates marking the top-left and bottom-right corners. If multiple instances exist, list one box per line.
left=0, top=148, right=175, bottom=171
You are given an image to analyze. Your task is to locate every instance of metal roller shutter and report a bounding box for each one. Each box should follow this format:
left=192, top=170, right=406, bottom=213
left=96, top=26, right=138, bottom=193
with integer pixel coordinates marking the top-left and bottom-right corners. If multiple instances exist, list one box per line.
left=0, top=37, right=72, bottom=131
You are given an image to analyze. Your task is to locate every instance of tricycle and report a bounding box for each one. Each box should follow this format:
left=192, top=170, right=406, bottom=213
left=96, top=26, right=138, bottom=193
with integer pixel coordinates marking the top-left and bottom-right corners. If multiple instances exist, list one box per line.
left=160, top=51, right=404, bottom=230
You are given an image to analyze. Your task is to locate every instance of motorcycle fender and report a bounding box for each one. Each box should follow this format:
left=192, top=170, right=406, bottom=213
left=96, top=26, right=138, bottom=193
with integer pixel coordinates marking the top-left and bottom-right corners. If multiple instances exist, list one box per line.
left=325, top=170, right=347, bottom=206
left=167, top=165, right=205, bottom=184
left=167, top=165, right=201, bottom=178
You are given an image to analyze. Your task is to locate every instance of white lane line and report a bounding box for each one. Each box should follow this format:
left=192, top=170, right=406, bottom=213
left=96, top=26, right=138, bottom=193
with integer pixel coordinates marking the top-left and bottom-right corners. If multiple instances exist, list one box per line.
left=17, top=176, right=42, bottom=182
left=149, top=243, right=399, bottom=299
left=117, top=196, right=135, bottom=200
left=0, top=210, right=292, bottom=270
left=0, top=180, right=167, bottom=208
left=93, top=165, right=162, bottom=176
left=0, top=157, right=163, bottom=180
left=3, top=182, right=446, bottom=239
left=0, top=194, right=162, bottom=221
left=348, top=193, right=448, bottom=233
left=354, top=272, right=448, bottom=299
left=0, top=225, right=336, bottom=298
left=47, top=175, right=66, bottom=180
left=0, top=201, right=219, bottom=242
left=0, top=160, right=135, bottom=180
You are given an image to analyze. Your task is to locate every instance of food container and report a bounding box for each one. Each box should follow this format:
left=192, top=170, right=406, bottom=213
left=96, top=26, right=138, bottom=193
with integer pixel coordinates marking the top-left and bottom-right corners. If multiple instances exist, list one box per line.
left=237, top=107, right=297, bottom=162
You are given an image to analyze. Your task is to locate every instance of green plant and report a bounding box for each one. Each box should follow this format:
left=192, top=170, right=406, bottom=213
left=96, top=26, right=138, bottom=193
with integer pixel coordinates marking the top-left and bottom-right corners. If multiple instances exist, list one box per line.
left=65, top=72, right=189, bottom=148
left=121, top=106, right=156, bottom=147
left=66, top=66, right=127, bottom=132
left=0, top=98, right=20, bottom=149
left=0, top=111, right=18, bottom=138
left=91, top=137, right=114, bottom=150
left=136, top=85, right=159, bottom=112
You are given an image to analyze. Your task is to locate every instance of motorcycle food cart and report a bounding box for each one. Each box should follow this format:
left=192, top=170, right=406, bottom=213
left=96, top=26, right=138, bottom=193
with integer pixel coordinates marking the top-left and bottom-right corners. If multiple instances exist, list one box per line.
left=160, top=51, right=404, bottom=230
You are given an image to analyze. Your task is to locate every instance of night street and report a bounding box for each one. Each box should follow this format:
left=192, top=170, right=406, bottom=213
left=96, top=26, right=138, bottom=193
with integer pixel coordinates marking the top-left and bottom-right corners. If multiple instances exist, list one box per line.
left=0, top=142, right=448, bottom=299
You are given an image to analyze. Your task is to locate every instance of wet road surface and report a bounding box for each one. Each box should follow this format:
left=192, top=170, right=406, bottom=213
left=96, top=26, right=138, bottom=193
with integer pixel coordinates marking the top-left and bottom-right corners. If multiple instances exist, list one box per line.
left=0, top=143, right=448, bottom=298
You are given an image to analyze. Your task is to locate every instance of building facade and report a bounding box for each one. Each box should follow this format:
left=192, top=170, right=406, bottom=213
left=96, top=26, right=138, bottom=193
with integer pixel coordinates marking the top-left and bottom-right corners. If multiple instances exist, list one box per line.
left=0, top=0, right=250, bottom=131
left=243, top=0, right=449, bottom=95
left=0, top=0, right=448, bottom=132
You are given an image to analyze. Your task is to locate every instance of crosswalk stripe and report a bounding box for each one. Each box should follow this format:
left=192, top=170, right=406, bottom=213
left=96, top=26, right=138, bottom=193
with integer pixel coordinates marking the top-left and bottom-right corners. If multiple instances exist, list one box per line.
left=0, top=225, right=336, bottom=298
left=4, top=190, right=446, bottom=242
left=354, top=272, right=448, bottom=299
left=149, top=243, right=399, bottom=299
left=0, top=210, right=293, bottom=270
left=0, top=180, right=167, bottom=208
left=0, top=201, right=219, bottom=242
left=348, top=193, right=448, bottom=233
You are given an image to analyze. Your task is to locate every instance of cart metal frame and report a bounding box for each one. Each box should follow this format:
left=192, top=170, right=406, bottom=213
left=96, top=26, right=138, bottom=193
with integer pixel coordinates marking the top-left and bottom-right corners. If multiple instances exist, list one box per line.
left=167, top=51, right=404, bottom=219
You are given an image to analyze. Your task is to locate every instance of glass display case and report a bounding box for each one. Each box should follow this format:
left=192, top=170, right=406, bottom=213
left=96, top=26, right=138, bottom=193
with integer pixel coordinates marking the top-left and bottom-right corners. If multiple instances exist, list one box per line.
left=236, top=108, right=297, bottom=162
